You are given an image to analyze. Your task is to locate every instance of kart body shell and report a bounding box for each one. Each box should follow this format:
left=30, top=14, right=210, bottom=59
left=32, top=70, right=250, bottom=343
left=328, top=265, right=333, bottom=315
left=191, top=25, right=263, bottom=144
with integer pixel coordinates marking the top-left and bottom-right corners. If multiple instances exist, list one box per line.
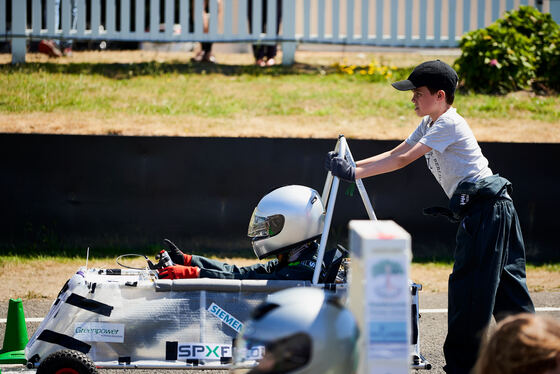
left=26, top=269, right=328, bottom=369
left=25, top=136, right=431, bottom=370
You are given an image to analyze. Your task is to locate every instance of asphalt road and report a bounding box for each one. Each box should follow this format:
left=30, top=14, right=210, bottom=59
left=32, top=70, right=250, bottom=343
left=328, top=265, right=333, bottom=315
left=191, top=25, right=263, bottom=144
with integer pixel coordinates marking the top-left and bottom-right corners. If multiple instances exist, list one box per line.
left=1, top=292, right=559, bottom=374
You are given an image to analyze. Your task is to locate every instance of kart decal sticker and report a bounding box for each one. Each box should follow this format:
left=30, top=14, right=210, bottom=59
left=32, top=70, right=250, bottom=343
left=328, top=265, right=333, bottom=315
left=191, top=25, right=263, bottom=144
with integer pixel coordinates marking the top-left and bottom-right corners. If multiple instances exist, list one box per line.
left=177, top=343, right=232, bottom=360
left=74, top=322, right=125, bottom=343
left=37, top=329, right=91, bottom=354
left=207, top=303, right=243, bottom=332
left=65, top=293, right=114, bottom=316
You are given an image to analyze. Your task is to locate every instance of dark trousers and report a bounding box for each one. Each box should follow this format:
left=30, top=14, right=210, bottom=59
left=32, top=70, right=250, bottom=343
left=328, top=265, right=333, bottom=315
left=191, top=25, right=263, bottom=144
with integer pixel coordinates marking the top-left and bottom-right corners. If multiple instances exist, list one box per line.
left=443, top=197, right=535, bottom=374
left=248, top=0, right=283, bottom=60
left=189, top=1, right=213, bottom=53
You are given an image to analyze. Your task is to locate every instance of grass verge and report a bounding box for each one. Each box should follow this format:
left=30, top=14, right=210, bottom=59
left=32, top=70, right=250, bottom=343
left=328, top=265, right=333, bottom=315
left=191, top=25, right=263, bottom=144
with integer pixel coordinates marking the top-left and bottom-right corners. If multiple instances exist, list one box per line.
left=1, top=51, right=558, bottom=142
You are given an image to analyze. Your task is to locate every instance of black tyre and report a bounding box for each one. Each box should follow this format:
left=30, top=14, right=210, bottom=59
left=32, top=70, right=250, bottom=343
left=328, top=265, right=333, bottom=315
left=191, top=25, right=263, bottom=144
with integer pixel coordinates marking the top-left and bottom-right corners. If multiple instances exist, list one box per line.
left=37, top=349, right=98, bottom=374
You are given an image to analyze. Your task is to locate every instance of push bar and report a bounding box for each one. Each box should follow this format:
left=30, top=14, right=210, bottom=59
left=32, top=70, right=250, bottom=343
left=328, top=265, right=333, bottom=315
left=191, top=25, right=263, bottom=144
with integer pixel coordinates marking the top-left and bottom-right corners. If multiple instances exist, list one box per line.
left=312, top=135, right=377, bottom=285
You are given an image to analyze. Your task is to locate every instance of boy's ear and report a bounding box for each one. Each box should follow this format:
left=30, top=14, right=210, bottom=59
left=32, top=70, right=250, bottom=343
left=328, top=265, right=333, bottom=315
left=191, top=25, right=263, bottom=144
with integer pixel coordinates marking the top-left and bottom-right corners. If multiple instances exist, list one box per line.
left=437, top=90, right=446, bottom=101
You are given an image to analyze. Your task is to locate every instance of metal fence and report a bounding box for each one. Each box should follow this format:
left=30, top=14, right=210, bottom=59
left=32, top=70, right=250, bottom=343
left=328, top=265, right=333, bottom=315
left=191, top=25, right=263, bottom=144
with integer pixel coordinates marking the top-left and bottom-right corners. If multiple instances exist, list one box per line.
left=0, top=0, right=554, bottom=64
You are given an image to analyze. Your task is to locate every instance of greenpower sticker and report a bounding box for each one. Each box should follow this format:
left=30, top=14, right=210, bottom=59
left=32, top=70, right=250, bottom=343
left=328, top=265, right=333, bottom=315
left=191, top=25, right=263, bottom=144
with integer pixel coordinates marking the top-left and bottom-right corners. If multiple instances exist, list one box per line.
left=74, top=322, right=125, bottom=343
left=208, top=303, right=243, bottom=332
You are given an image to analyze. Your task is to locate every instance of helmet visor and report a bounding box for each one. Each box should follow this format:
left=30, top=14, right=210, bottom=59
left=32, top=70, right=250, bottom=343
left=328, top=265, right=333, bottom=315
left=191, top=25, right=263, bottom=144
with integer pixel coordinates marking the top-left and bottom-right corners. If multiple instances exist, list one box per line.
left=231, top=333, right=311, bottom=374
left=247, top=211, right=285, bottom=240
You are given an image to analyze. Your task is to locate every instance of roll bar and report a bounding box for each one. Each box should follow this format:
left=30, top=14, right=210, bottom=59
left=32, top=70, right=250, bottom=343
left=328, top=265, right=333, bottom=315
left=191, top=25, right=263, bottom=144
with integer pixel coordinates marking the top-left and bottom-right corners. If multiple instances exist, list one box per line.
left=312, top=135, right=377, bottom=285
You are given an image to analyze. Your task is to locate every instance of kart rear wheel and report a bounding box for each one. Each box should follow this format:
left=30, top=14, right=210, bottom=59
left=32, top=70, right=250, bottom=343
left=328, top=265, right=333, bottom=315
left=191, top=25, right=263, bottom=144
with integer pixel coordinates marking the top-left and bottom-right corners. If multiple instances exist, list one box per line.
left=37, top=349, right=98, bottom=374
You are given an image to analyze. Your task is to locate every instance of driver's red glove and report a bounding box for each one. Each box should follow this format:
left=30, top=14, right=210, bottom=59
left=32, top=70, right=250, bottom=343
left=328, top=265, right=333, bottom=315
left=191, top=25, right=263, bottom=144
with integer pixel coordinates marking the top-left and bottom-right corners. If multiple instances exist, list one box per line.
left=158, top=265, right=200, bottom=279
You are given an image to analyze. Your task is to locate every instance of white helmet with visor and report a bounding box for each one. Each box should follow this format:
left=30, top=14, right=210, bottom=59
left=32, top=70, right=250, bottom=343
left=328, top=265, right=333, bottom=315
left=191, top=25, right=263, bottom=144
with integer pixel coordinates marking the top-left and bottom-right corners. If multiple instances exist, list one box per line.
left=247, top=185, right=325, bottom=259
left=230, top=287, right=359, bottom=374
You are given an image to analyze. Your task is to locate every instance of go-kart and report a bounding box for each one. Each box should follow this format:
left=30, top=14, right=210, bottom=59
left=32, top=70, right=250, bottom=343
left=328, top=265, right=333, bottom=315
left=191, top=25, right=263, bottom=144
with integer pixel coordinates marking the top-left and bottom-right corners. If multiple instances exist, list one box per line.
left=24, top=136, right=430, bottom=372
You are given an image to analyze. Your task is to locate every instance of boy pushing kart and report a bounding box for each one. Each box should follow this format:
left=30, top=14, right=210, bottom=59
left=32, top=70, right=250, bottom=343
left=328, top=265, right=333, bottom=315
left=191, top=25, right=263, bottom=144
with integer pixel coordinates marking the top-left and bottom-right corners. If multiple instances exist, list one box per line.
left=324, top=60, right=535, bottom=374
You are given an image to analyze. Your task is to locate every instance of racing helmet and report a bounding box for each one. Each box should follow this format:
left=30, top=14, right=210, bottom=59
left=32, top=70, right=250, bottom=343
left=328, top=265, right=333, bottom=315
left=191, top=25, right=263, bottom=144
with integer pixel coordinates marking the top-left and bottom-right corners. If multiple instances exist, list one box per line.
left=248, top=185, right=325, bottom=259
left=230, top=287, right=360, bottom=374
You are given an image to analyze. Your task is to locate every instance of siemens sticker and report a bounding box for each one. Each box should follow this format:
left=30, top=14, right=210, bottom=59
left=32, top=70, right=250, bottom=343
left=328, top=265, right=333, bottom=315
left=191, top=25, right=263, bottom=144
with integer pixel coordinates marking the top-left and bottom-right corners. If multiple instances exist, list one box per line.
left=74, top=322, right=125, bottom=343
left=178, top=343, right=232, bottom=360
left=207, top=303, right=243, bottom=333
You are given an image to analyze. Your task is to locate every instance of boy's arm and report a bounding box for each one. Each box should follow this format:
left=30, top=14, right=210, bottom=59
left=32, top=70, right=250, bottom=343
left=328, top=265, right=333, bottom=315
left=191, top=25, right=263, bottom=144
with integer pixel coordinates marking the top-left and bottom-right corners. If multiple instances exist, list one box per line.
left=355, top=141, right=431, bottom=179
left=356, top=141, right=412, bottom=167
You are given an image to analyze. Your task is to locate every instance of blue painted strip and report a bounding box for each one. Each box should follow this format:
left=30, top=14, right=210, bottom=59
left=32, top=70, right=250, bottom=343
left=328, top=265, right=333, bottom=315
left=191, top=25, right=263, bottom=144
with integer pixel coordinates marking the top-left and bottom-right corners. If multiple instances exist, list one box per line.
left=318, top=0, right=325, bottom=39
left=304, top=0, right=310, bottom=39
left=434, top=0, right=442, bottom=44
left=477, top=0, right=485, bottom=29
left=506, top=0, right=514, bottom=11
left=346, top=0, right=354, bottom=41
left=137, top=0, right=146, bottom=36
left=375, top=0, right=382, bottom=42
left=363, top=0, right=369, bottom=41
left=448, top=0, right=456, bottom=46
left=463, top=0, right=471, bottom=33
left=405, top=0, right=412, bottom=46
left=237, top=0, right=248, bottom=37
left=420, top=0, right=427, bottom=45
left=151, top=0, right=159, bottom=36
left=391, top=0, right=398, bottom=44
left=90, top=0, right=99, bottom=36
left=266, top=0, right=277, bottom=38
left=224, top=0, right=232, bottom=36
left=332, top=0, right=340, bottom=41
left=492, top=0, right=500, bottom=22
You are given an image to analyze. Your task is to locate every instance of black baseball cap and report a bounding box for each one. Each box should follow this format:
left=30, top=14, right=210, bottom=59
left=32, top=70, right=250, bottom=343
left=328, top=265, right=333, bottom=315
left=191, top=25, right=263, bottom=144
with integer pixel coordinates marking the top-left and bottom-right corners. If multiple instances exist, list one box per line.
left=392, top=60, right=458, bottom=94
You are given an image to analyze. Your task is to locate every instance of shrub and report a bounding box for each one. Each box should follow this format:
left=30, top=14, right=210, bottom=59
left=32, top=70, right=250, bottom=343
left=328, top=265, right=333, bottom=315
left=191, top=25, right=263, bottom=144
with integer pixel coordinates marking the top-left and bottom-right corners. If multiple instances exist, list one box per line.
left=455, top=6, right=560, bottom=94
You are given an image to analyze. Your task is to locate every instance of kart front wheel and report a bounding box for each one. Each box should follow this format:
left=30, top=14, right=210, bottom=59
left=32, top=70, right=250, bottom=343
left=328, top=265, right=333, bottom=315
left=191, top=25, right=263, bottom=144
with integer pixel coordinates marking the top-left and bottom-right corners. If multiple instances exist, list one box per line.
left=37, top=349, right=98, bottom=374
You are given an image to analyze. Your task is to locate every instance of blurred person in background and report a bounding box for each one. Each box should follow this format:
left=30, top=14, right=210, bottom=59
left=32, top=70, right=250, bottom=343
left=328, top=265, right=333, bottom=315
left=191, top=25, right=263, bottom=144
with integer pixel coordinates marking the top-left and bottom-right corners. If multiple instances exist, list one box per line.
left=39, top=0, right=77, bottom=57
left=474, top=313, right=560, bottom=374
left=248, top=0, right=282, bottom=67
left=190, top=0, right=221, bottom=63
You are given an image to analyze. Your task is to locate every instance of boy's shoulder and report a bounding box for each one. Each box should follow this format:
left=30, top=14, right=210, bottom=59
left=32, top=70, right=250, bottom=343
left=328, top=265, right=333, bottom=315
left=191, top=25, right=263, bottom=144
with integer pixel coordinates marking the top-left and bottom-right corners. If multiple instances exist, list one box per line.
left=436, top=107, right=468, bottom=127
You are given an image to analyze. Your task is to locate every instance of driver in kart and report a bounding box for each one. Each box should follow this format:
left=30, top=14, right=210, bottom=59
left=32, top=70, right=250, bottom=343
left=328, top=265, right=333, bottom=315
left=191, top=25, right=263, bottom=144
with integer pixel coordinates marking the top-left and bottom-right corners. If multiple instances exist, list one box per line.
left=157, top=185, right=326, bottom=281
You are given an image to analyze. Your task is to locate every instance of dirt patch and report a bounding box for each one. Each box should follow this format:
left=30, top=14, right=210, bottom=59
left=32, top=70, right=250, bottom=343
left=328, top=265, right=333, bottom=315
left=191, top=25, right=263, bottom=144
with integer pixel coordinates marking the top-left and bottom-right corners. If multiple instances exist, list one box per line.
left=410, top=264, right=560, bottom=294
left=1, top=111, right=558, bottom=143
left=2, top=259, right=557, bottom=302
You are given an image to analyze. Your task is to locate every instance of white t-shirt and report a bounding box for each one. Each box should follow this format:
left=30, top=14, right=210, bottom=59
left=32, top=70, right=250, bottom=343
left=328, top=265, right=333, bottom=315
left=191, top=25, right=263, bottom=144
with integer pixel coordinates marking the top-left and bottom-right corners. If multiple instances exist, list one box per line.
left=405, top=107, right=493, bottom=198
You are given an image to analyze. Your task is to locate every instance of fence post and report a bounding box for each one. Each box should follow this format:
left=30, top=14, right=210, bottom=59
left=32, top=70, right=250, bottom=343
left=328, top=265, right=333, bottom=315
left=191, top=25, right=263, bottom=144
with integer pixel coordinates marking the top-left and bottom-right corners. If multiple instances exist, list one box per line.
left=281, top=0, right=296, bottom=66
left=11, top=0, right=27, bottom=64
left=550, top=0, right=560, bottom=24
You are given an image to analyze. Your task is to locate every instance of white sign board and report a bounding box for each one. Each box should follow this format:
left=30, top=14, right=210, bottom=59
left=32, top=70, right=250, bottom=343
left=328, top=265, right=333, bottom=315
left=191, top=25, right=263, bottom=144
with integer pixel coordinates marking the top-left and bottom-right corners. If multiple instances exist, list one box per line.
left=349, top=220, right=411, bottom=374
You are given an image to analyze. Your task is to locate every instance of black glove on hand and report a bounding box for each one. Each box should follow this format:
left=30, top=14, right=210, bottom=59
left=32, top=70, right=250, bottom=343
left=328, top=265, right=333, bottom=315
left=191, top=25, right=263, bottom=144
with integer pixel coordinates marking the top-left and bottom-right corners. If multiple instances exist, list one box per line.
left=330, top=157, right=356, bottom=183
left=324, top=151, right=338, bottom=171
left=163, top=238, right=189, bottom=265
left=422, top=207, right=460, bottom=223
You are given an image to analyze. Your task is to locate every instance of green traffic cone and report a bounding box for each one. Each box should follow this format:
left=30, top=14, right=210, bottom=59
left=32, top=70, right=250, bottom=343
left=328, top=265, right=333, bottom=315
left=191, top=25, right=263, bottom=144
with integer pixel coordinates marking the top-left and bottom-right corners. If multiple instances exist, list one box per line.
left=0, top=298, right=28, bottom=364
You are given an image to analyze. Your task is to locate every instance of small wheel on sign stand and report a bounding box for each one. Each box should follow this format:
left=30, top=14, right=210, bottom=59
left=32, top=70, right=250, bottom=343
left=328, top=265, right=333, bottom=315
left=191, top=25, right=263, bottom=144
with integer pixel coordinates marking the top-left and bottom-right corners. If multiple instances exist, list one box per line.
left=37, top=349, right=98, bottom=374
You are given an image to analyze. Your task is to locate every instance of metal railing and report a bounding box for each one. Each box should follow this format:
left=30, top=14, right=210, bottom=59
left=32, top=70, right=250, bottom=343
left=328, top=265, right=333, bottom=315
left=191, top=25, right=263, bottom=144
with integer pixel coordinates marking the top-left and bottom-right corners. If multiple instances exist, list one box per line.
left=1, top=0, right=552, bottom=64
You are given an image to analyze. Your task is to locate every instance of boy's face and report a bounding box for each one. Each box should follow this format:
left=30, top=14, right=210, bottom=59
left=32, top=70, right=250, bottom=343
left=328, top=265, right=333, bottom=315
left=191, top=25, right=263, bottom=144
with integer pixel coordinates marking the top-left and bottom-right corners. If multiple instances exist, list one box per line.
left=411, top=86, right=441, bottom=117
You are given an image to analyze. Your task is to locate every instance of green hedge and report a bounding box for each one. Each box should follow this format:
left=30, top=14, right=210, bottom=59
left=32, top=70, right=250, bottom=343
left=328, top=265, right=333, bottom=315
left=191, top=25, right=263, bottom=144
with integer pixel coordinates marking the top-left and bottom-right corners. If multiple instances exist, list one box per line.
left=455, top=6, right=560, bottom=94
